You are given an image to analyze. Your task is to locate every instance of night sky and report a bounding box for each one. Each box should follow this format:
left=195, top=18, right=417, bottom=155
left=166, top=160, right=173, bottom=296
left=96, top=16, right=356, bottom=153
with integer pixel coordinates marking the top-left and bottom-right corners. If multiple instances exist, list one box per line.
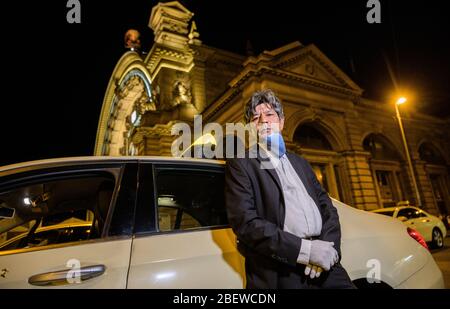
left=1, top=0, right=449, bottom=167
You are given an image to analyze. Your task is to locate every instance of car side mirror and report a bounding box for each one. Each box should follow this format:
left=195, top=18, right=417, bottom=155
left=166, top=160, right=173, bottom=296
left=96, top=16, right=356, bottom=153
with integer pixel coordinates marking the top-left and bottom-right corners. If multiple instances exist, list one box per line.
left=0, top=202, right=15, bottom=219
left=397, top=216, right=408, bottom=222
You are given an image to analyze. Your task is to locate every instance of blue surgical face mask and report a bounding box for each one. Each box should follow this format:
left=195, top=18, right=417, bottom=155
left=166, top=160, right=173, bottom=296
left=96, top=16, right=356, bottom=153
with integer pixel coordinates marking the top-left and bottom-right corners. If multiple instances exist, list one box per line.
left=264, top=132, right=286, bottom=158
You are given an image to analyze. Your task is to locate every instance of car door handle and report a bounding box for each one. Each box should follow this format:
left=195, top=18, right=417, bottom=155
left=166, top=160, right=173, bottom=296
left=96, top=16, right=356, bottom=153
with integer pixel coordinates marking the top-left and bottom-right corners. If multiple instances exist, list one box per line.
left=28, top=264, right=106, bottom=286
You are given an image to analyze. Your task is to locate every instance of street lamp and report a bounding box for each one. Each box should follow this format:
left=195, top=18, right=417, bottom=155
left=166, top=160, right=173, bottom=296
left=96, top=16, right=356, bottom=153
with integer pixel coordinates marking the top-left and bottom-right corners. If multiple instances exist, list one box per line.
left=395, top=97, right=422, bottom=207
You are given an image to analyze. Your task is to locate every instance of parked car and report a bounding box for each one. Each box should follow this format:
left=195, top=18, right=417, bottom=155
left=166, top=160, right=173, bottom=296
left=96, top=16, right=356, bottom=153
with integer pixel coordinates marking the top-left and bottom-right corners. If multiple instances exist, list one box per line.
left=370, top=206, right=447, bottom=249
left=0, top=157, right=444, bottom=288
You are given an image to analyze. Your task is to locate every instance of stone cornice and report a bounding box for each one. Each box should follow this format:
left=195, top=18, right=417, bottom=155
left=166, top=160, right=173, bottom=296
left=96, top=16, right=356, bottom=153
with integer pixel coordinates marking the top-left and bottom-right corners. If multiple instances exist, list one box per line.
left=242, top=42, right=362, bottom=94
left=131, top=121, right=179, bottom=143
left=198, top=44, right=246, bottom=64
left=145, top=45, right=195, bottom=78
left=339, top=150, right=372, bottom=157
left=233, top=65, right=360, bottom=99
left=272, top=44, right=363, bottom=94
left=197, top=55, right=448, bottom=131
left=203, top=64, right=362, bottom=123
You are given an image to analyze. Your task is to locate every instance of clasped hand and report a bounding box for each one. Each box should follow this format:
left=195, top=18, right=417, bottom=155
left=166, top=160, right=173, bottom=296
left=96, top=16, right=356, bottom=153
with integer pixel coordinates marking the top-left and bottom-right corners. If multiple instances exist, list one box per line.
left=305, top=240, right=339, bottom=279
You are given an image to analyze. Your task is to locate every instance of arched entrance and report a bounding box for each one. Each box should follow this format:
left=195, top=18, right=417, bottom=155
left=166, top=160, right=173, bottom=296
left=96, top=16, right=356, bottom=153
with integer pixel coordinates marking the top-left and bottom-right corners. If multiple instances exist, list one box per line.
left=363, top=133, right=405, bottom=208
left=95, top=52, right=155, bottom=156
left=292, top=122, right=345, bottom=202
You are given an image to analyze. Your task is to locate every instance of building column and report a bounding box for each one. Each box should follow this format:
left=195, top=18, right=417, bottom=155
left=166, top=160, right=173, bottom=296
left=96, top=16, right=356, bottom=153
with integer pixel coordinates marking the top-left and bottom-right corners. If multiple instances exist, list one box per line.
left=131, top=122, right=178, bottom=156
left=191, top=55, right=207, bottom=114
left=341, top=151, right=379, bottom=210
left=414, top=160, right=438, bottom=214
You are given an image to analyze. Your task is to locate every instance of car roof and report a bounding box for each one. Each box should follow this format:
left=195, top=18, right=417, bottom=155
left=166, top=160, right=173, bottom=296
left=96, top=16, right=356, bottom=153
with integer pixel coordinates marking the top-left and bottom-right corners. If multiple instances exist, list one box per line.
left=371, top=208, right=397, bottom=212
left=0, top=156, right=226, bottom=177
left=371, top=206, right=421, bottom=212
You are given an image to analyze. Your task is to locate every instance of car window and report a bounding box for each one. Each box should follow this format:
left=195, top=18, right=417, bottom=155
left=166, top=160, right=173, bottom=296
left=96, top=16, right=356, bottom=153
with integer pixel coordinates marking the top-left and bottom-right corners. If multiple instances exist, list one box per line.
left=0, top=173, right=116, bottom=252
left=1, top=223, right=94, bottom=251
left=154, top=168, right=228, bottom=232
left=397, top=208, right=413, bottom=219
left=0, top=219, right=37, bottom=250
left=410, top=209, right=423, bottom=219
left=417, top=211, right=427, bottom=218
left=397, top=208, right=422, bottom=219
left=158, top=206, right=202, bottom=231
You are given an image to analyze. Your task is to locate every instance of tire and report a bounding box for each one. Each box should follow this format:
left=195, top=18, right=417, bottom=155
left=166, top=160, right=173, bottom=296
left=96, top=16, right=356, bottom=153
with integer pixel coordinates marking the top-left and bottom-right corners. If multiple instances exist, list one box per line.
left=432, top=228, right=444, bottom=249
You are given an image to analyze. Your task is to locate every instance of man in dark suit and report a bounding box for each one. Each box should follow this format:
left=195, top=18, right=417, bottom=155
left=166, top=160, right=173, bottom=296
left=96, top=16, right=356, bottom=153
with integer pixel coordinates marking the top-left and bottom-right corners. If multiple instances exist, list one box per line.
left=225, top=89, right=355, bottom=289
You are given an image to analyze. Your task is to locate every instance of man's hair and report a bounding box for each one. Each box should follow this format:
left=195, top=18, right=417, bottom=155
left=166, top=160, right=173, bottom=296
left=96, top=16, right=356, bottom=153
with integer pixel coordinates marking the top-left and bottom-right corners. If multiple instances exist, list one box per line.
left=244, top=89, right=284, bottom=123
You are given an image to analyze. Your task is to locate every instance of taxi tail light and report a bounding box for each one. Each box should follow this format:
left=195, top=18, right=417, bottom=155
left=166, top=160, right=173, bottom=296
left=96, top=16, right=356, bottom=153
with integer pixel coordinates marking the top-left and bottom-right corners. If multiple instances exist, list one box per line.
left=407, top=227, right=429, bottom=251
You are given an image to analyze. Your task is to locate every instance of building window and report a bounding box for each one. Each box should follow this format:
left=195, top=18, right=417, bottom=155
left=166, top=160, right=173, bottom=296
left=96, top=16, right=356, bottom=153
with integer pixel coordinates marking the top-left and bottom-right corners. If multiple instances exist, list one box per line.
left=363, top=134, right=400, bottom=161
left=293, top=123, right=345, bottom=200
left=363, top=134, right=405, bottom=208
left=419, top=143, right=446, bottom=165
left=429, top=174, right=448, bottom=216
left=311, top=164, right=329, bottom=193
left=294, top=123, right=333, bottom=150
left=376, top=170, right=397, bottom=207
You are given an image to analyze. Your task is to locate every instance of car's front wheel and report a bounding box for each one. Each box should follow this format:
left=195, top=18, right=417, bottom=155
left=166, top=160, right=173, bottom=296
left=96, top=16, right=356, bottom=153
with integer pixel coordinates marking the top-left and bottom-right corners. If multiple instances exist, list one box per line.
left=432, top=228, right=444, bottom=249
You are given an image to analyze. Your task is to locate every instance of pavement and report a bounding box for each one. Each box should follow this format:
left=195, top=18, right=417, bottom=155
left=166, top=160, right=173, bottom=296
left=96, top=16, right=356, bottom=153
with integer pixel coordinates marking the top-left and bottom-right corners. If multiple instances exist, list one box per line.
left=431, top=235, right=450, bottom=289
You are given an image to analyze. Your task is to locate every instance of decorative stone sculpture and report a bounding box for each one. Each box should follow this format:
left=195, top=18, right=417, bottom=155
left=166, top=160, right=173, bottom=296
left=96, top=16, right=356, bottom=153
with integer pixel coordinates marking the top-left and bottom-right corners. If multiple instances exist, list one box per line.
left=124, top=29, right=142, bottom=52
left=172, top=80, right=192, bottom=106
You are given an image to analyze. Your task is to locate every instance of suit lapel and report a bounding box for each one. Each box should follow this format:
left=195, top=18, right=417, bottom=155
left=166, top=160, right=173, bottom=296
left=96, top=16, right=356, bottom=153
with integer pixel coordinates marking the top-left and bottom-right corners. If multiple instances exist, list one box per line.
left=253, top=149, right=285, bottom=227
left=254, top=148, right=283, bottom=195
left=286, top=152, right=320, bottom=207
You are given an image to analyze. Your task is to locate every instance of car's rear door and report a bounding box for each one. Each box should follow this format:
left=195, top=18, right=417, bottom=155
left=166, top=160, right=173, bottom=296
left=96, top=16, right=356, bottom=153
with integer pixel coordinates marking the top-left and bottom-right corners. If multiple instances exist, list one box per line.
left=127, top=162, right=245, bottom=288
left=0, top=162, right=138, bottom=288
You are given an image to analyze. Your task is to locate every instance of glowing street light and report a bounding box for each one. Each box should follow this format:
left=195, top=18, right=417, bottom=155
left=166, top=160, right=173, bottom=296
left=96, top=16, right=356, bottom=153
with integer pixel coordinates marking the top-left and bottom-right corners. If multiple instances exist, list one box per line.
left=396, top=97, right=407, bottom=105
left=394, top=97, right=422, bottom=207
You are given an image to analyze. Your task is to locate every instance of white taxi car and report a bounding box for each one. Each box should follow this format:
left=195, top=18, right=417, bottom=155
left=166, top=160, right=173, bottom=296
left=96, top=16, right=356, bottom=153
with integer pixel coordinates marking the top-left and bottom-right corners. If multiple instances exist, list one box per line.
left=371, top=206, right=447, bottom=249
left=0, top=157, right=444, bottom=288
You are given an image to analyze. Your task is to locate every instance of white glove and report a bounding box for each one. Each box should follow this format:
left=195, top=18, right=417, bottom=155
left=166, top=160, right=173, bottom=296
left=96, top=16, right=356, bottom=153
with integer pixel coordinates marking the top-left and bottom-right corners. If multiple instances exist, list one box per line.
left=304, top=264, right=323, bottom=279
left=309, top=240, right=339, bottom=271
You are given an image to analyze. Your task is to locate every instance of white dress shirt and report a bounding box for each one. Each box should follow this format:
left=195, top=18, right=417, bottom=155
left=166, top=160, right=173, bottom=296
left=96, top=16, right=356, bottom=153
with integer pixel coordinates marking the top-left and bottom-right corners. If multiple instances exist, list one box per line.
left=272, top=154, right=323, bottom=265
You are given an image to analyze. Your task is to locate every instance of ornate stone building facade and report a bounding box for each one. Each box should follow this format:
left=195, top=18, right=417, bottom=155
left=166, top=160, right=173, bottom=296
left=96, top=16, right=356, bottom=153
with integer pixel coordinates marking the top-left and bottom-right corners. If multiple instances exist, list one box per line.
left=95, top=1, right=450, bottom=216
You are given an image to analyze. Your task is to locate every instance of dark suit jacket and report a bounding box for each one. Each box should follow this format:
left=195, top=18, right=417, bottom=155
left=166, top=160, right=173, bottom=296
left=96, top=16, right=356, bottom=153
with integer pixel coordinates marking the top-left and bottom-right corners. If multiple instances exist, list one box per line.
left=224, top=151, right=342, bottom=288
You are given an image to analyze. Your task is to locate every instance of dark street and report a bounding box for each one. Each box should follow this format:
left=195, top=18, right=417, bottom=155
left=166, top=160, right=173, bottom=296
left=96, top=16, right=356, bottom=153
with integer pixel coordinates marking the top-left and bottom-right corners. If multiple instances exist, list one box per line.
left=431, top=235, right=450, bottom=288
